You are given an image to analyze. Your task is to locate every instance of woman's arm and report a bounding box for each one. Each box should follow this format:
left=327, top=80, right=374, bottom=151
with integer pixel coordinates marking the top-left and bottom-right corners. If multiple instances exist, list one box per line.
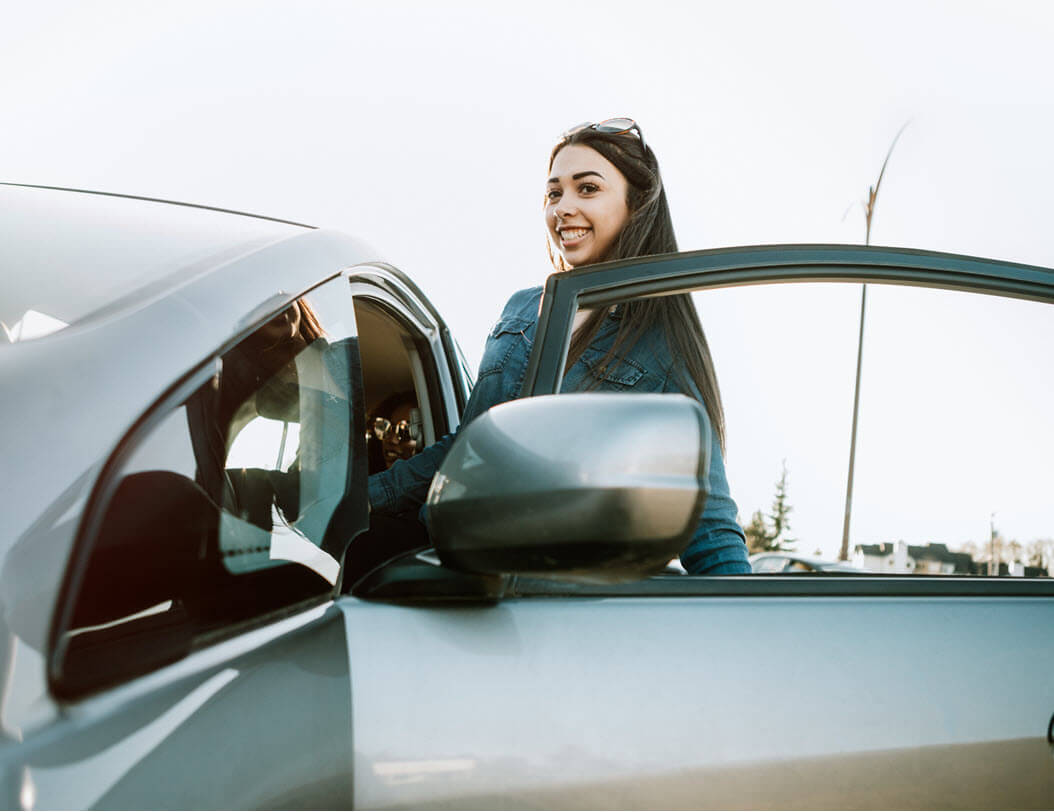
left=661, top=370, right=751, bottom=575
left=367, top=430, right=456, bottom=515
left=679, top=427, right=752, bottom=574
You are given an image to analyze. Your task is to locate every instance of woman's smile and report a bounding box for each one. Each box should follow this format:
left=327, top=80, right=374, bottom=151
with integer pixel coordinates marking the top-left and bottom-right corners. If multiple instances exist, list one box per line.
left=558, top=226, right=591, bottom=246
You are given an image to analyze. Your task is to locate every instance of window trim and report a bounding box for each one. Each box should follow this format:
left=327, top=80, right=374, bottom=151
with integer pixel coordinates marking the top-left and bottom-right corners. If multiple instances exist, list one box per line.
left=523, top=244, right=1054, bottom=399
left=347, top=263, right=471, bottom=420
left=347, top=272, right=461, bottom=436
left=351, top=288, right=450, bottom=438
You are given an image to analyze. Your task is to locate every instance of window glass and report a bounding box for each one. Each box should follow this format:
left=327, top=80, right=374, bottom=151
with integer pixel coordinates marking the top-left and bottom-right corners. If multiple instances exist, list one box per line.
left=692, top=282, right=1054, bottom=576
left=750, top=556, right=788, bottom=573
left=57, top=278, right=360, bottom=696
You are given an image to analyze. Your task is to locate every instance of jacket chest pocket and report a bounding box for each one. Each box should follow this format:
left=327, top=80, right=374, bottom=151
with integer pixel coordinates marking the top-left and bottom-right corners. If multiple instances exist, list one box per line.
left=478, top=316, right=533, bottom=378
left=579, top=346, right=647, bottom=389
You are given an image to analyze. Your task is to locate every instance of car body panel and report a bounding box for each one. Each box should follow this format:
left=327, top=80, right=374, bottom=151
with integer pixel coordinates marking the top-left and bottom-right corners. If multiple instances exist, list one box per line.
left=344, top=594, right=1054, bottom=808
left=8, top=602, right=351, bottom=810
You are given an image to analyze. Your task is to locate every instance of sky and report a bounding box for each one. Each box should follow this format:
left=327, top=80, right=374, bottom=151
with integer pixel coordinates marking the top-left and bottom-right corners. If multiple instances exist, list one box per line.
left=3, top=0, right=1052, bottom=560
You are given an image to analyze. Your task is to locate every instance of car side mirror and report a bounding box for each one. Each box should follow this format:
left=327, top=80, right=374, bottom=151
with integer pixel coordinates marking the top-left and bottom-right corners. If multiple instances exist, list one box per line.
left=424, top=393, right=711, bottom=582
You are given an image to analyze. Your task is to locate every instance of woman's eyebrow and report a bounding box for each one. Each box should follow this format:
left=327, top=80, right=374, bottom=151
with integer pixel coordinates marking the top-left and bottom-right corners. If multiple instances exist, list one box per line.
left=547, top=170, right=606, bottom=184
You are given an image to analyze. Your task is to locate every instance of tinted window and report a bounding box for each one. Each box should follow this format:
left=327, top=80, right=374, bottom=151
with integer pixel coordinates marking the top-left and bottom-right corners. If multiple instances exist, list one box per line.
left=55, top=278, right=361, bottom=696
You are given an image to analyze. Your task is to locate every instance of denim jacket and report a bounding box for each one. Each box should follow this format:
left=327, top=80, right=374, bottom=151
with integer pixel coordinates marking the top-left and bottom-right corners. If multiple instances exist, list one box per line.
left=368, top=286, right=751, bottom=575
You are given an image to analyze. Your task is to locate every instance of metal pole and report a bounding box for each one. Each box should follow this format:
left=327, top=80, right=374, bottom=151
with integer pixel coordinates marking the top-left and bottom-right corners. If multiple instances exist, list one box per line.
left=839, top=284, right=867, bottom=561
left=989, top=512, right=997, bottom=576
left=837, top=122, right=908, bottom=562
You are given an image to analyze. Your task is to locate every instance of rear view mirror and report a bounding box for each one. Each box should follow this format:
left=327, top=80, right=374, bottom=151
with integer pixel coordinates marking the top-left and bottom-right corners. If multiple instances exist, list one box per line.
left=425, top=393, right=711, bottom=582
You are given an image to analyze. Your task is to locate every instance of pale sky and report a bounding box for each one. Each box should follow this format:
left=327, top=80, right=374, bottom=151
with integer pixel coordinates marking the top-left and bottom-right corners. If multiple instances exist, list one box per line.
left=3, top=0, right=1052, bottom=559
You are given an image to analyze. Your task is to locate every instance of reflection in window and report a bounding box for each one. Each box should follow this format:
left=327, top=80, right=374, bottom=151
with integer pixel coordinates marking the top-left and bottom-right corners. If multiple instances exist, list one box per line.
left=227, top=417, right=301, bottom=472
left=214, top=299, right=352, bottom=583
left=58, top=282, right=360, bottom=696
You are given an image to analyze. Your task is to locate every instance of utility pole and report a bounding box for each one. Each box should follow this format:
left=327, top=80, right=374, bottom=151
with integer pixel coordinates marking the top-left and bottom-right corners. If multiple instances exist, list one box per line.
left=989, top=512, right=997, bottom=576
left=838, top=123, right=909, bottom=561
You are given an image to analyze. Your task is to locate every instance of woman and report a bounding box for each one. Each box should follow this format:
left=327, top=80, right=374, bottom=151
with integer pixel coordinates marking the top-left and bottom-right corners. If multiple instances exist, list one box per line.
left=367, top=118, right=749, bottom=575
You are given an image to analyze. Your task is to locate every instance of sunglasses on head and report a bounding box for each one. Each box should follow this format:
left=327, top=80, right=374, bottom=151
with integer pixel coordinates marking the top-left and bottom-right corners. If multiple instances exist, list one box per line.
left=561, top=117, right=646, bottom=152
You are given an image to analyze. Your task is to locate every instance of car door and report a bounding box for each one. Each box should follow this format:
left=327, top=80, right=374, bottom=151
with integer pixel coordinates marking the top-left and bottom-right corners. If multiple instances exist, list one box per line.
left=11, top=273, right=367, bottom=810
left=343, top=246, right=1054, bottom=809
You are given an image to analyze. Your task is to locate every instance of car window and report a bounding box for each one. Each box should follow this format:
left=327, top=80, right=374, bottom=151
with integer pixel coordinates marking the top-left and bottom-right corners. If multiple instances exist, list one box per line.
left=54, top=276, right=362, bottom=697
left=691, top=281, right=1053, bottom=576
left=750, top=556, right=788, bottom=573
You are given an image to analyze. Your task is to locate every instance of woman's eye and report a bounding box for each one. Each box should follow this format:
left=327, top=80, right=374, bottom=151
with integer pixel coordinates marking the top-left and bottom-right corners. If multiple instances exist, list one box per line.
left=579, top=183, right=599, bottom=194
left=546, top=189, right=562, bottom=201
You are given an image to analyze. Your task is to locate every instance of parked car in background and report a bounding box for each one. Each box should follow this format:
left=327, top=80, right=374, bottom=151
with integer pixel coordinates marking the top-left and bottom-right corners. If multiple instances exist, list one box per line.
left=2, top=182, right=1052, bottom=809
left=749, top=552, right=865, bottom=573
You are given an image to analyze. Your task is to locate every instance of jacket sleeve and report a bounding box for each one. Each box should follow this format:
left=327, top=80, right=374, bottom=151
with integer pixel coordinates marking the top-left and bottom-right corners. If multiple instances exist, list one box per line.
left=662, top=371, right=752, bottom=575
left=679, top=429, right=752, bottom=574
left=366, top=430, right=455, bottom=515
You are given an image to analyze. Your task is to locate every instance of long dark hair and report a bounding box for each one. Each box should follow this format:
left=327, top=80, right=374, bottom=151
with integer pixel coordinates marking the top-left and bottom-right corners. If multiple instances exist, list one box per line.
left=548, top=126, right=727, bottom=452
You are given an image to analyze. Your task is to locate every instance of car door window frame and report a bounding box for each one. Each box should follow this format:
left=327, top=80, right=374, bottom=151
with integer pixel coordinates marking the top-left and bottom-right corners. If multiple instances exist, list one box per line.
left=522, top=244, right=1054, bottom=399
left=516, top=244, right=1054, bottom=598
left=347, top=264, right=471, bottom=427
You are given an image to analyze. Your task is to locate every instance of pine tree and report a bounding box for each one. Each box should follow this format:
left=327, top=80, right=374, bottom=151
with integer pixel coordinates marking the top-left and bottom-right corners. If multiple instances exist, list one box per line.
left=768, top=461, right=795, bottom=550
left=744, top=510, right=773, bottom=553
left=744, top=461, right=797, bottom=553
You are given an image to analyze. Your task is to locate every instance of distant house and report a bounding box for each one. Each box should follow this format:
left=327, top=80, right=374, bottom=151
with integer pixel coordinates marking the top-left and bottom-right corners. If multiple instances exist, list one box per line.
left=984, top=561, right=1050, bottom=577
left=854, top=541, right=1048, bottom=576
left=908, top=543, right=974, bottom=574
left=853, top=542, right=972, bottom=574
left=854, top=542, right=913, bottom=573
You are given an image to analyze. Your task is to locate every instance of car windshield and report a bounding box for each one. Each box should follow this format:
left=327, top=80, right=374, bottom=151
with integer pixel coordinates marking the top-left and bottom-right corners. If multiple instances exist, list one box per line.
left=0, top=185, right=306, bottom=343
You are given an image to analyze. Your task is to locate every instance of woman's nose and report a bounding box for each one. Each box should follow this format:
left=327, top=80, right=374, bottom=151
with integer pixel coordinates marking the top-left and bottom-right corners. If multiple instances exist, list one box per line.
left=555, top=198, right=577, bottom=217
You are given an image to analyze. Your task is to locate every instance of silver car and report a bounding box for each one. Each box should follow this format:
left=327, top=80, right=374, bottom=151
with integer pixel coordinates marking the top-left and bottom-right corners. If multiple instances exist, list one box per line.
left=2, top=183, right=1053, bottom=809
left=749, top=553, right=864, bottom=574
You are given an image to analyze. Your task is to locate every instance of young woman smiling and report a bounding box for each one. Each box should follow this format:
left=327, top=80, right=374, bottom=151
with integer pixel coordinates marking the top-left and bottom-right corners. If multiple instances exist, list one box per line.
left=366, top=119, right=750, bottom=576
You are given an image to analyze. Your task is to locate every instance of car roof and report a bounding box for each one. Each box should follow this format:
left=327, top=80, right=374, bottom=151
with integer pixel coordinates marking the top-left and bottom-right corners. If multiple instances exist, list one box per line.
left=0, top=183, right=312, bottom=343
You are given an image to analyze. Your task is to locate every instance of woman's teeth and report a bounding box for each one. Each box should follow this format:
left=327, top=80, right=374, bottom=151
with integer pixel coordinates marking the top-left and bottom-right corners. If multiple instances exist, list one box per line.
left=561, top=228, right=589, bottom=241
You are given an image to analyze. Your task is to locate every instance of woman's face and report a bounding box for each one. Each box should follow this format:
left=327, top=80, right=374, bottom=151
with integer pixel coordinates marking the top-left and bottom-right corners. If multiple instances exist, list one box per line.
left=546, top=144, right=631, bottom=267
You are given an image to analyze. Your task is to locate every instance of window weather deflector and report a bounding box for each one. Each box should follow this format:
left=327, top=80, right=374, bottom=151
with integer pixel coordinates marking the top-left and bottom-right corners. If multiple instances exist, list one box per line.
left=346, top=262, right=452, bottom=338
left=521, top=244, right=1054, bottom=398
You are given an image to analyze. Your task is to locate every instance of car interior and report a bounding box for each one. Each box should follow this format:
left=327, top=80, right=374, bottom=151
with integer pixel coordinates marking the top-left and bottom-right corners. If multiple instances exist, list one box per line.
left=353, top=297, right=441, bottom=474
